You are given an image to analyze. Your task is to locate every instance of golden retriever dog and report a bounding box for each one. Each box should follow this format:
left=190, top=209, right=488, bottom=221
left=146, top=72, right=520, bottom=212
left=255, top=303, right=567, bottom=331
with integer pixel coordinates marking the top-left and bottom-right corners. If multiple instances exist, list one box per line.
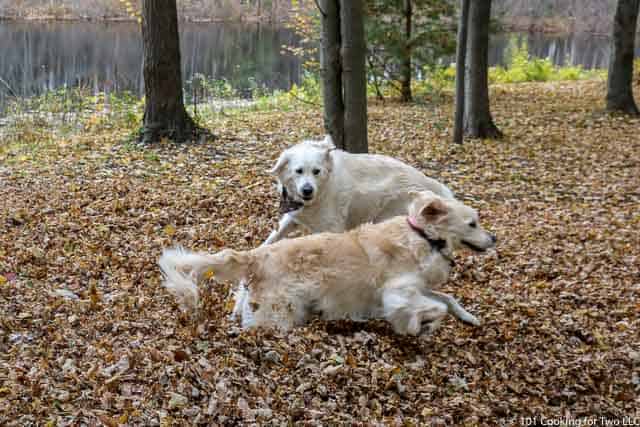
left=159, top=191, right=496, bottom=335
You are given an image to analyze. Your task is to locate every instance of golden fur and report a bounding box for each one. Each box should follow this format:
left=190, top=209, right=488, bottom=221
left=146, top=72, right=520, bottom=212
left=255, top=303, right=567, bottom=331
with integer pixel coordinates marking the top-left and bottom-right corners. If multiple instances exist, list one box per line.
left=160, top=191, right=495, bottom=335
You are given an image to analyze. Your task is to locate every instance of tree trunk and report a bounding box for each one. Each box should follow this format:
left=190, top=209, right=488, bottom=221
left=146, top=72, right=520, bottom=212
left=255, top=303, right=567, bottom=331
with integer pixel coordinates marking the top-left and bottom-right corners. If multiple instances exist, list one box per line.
left=400, top=0, right=413, bottom=103
left=453, top=0, right=470, bottom=144
left=140, top=0, right=202, bottom=143
left=464, top=0, right=502, bottom=139
left=606, top=0, right=639, bottom=115
left=339, top=0, right=368, bottom=153
left=320, top=0, right=345, bottom=148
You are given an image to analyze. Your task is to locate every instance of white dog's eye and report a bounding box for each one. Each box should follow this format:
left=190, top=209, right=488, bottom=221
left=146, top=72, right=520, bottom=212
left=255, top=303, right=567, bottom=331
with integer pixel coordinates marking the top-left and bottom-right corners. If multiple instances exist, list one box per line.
left=295, top=168, right=303, bottom=174
left=469, top=221, right=477, bottom=228
left=312, top=168, right=321, bottom=176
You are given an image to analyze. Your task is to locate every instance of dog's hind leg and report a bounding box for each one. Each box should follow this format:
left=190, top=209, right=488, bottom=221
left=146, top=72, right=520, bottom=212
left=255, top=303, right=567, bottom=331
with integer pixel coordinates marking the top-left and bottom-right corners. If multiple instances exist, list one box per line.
left=422, top=289, right=480, bottom=326
left=382, top=275, right=448, bottom=335
left=244, top=288, right=308, bottom=331
left=231, top=216, right=294, bottom=321
left=230, top=213, right=300, bottom=323
left=230, top=280, right=249, bottom=322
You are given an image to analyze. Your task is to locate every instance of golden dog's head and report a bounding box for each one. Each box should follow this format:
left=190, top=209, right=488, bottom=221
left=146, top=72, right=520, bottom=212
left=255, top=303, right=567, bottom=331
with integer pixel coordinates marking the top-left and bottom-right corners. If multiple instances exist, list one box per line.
left=408, top=191, right=496, bottom=252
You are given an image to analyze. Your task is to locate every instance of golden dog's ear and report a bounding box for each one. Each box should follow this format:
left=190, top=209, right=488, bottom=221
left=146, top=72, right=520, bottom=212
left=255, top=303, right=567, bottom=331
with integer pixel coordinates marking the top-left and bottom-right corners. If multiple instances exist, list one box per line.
left=269, top=151, right=290, bottom=176
left=420, top=199, right=448, bottom=223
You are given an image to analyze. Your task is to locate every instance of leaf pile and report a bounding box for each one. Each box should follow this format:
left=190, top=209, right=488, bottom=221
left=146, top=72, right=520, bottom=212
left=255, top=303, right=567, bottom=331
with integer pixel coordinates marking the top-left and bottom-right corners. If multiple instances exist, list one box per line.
left=1, top=79, right=639, bottom=425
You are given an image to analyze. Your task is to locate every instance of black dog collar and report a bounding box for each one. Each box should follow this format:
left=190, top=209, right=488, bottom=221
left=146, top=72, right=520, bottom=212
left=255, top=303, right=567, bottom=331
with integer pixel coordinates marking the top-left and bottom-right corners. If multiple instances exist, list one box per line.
left=406, top=217, right=454, bottom=267
left=279, top=187, right=304, bottom=214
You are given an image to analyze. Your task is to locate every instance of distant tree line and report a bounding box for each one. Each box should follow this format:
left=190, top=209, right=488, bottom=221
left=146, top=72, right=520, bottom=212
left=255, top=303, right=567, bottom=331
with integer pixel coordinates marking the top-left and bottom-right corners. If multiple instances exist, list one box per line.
left=0, top=0, right=294, bottom=22
left=493, top=0, right=624, bottom=33
left=3, top=0, right=636, bottom=32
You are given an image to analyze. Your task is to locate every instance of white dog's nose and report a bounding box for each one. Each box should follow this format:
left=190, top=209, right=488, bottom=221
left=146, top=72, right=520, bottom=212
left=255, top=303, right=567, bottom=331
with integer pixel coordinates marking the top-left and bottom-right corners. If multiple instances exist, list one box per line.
left=301, top=184, right=314, bottom=198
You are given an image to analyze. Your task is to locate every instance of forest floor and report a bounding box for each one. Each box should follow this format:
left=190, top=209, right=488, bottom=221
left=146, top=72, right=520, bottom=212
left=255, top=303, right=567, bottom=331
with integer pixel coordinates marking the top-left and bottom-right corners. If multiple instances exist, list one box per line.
left=1, top=78, right=639, bottom=426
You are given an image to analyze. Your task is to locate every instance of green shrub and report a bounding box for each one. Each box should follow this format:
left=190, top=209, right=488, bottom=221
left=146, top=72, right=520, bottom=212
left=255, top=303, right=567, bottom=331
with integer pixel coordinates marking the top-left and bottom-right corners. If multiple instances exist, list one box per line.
left=367, top=40, right=608, bottom=101
left=488, top=42, right=604, bottom=84
left=281, top=73, right=322, bottom=106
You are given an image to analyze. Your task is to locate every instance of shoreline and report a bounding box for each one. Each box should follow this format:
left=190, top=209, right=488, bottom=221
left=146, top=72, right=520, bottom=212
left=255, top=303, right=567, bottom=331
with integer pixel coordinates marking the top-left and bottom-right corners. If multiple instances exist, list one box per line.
left=498, top=16, right=619, bottom=36
left=500, top=24, right=611, bottom=37
left=0, top=15, right=618, bottom=36
left=4, top=13, right=637, bottom=37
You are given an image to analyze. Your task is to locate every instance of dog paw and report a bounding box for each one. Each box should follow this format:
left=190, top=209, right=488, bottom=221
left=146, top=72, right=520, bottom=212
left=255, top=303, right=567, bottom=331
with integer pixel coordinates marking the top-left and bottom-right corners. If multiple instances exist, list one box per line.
left=420, top=318, right=442, bottom=335
left=463, top=314, right=481, bottom=326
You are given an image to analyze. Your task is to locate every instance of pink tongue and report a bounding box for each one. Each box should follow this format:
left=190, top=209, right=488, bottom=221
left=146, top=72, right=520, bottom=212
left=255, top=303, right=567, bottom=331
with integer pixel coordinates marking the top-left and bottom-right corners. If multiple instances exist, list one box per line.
left=407, top=216, right=421, bottom=229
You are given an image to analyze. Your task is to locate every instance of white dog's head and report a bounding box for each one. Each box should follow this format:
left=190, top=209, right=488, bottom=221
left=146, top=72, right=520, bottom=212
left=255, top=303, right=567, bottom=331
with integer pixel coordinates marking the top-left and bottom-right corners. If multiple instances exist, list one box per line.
left=408, top=191, right=496, bottom=253
left=270, top=135, right=335, bottom=207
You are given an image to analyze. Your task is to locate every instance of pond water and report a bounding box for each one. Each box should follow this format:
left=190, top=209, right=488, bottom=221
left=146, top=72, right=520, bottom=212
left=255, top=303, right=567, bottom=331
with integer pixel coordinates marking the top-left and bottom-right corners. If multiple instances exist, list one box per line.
left=0, top=21, right=636, bottom=112
left=0, top=21, right=302, bottom=108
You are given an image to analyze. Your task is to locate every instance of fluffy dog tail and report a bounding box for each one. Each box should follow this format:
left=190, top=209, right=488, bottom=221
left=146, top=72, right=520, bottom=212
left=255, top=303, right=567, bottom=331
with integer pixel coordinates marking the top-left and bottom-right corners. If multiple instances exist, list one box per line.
left=159, top=247, right=249, bottom=311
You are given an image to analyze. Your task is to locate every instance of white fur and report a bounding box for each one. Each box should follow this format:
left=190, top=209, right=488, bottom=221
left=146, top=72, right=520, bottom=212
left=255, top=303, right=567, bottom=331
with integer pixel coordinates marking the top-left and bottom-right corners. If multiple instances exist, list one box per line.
left=159, top=248, right=201, bottom=311
left=160, top=191, right=495, bottom=335
left=264, top=135, right=454, bottom=245
left=238, top=136, right=457, bottom=322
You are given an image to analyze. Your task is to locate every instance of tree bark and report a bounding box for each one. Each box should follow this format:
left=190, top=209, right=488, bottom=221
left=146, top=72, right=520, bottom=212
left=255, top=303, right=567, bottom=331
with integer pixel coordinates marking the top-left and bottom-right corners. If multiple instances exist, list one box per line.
left=400, top=0, right=413, bottom=103
left=464, top=0, right=502, bottom=139
left=339, top=0, right=368, bottom=153
left=140, top=0, right=202, bottom=143
left=606, top=0, right=640, bottom=115
left=453, top=0, right=470, bottom=144
left=320, top=0, right=345, bottom=148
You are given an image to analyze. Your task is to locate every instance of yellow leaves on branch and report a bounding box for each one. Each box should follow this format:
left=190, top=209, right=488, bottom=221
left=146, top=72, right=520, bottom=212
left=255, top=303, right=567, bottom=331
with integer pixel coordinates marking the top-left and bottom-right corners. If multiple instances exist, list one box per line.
left=118, top=0, right=141, bottom=22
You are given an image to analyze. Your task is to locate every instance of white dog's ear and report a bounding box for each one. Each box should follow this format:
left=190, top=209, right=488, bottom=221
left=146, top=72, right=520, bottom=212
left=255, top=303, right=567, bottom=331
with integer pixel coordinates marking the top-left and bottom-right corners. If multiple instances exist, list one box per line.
left=420, top=199, right=448, bottom=223
left=321, top=134, right=336, bottom=150
left=269, top=151, right=290, bottom=176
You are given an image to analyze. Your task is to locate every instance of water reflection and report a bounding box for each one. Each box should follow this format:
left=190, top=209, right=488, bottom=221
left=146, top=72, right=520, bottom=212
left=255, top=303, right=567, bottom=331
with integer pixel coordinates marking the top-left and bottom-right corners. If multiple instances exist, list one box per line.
left=1, top=21, right=639, bottom=111
left=0, top=21, right=302, bottom=104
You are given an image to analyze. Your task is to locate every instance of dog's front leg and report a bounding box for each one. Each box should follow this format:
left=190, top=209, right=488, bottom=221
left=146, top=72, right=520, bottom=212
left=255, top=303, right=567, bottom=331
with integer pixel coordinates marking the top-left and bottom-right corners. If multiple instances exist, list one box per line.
left=263, top=212, right=300, bottom=246
left=422, top=289, right=481, bottom=326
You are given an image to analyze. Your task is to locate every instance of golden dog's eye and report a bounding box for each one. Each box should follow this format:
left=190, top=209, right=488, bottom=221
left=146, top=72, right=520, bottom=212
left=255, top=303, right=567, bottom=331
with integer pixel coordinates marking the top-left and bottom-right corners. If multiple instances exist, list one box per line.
left=295, top=168, right=303, bottom=174
left=312, top=168, right=321, bottom=175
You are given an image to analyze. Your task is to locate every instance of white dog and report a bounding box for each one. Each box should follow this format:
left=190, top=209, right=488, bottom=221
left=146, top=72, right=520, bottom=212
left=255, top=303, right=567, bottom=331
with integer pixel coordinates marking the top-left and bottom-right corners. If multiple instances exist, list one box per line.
left=160, top=191, right=496, bottom=335
left=263, top=135, right=455, bottom=245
